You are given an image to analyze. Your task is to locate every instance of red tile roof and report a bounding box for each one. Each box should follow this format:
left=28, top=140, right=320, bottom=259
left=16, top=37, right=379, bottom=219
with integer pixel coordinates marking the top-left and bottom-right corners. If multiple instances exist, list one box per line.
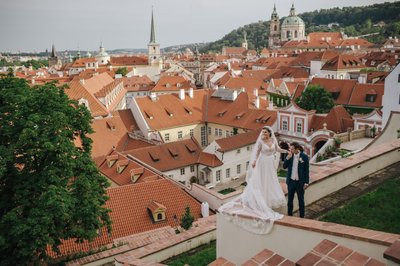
left=122, top=76, right=154, bottom=92
left=89, top=110, right=142, bottom=160
left=134, top=90, right=208, bottom=130
left=310, top=106, right=354, bottom=133
left=198, top=152, right=223, bottom=167
left=49, top=178, right=202, bottom=258
left=152, top=76, right=192, bottom=92
left=297, top=239, right=384, bottom=266
left=348, top=83, right=383, bottom=108
left=321, top=54, right=365, bottom=71
left=308, top=32, right=343, bottom=43
left=216, top=129, right=261, bottom=152
left=98, top=150, right=161, bottom=186
left=110, top=56, right=148, bottom=66
left=310, top=78, right=357, bottom=105
left=125, top=138, right=202, bottom=172
left=72, top=58, right=97, bottom=68
left=64, top=80, right=109, bottom=117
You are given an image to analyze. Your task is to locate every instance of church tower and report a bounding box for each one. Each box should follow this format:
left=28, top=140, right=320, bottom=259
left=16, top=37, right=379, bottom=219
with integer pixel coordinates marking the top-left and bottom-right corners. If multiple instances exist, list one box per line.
left=268, top=4, right=281, bottom=48
left=48, top=44, right=61, bottom=68
left=148, top=8, right=161, bottom=66
left=242, top=31, right=248, bottom=50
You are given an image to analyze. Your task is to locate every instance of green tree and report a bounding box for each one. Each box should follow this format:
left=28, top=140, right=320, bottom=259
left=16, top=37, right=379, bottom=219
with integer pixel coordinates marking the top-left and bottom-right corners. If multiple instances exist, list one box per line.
left=0, top=77, right=111, bottom=264
left=115, top=67, right=128, bottom=76
left=295, top=84, right=334, bottom=113
left=180, top=206, right=194, bottom=230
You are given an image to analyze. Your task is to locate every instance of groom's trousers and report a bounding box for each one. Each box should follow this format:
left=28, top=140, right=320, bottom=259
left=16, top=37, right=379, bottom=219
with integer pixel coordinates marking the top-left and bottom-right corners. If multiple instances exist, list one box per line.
left=287, top=180, right=305, bottom=218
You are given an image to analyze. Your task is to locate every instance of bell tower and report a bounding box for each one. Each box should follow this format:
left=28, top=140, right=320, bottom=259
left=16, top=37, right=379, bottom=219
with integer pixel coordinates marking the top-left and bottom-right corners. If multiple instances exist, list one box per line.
left=148, top=8, right=161, bottom=66
left=268, top=3, right=280, bottom=48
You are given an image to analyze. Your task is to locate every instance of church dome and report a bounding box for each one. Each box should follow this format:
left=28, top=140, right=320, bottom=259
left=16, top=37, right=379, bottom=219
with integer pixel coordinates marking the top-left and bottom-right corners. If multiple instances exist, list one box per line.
left=282, top=15, right=305, bottom=26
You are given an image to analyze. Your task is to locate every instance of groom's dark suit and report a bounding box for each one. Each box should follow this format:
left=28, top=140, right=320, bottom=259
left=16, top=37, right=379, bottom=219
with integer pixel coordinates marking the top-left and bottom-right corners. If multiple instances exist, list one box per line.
left=283, top=152, right=309, bottom=218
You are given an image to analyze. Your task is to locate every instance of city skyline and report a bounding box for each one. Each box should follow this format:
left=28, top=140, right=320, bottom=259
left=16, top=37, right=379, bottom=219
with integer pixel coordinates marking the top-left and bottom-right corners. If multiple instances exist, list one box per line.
left=0, top=0, right=397, bottom=53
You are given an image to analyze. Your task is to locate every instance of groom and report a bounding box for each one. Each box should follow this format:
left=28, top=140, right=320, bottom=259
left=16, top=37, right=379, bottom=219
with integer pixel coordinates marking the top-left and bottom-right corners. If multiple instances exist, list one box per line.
left=283, top=142, right=309, bottom=218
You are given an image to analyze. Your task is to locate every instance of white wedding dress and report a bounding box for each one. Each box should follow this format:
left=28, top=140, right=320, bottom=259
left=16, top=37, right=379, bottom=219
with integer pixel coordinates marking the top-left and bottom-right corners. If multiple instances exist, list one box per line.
left=218, top=127, right=286, bottom=234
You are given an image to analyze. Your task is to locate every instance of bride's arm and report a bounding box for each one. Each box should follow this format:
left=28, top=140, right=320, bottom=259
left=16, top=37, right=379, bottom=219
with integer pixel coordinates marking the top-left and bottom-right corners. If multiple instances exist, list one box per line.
left=276, top=145, right=289, bottom=153
left=252, top=143, right=262, bottom=167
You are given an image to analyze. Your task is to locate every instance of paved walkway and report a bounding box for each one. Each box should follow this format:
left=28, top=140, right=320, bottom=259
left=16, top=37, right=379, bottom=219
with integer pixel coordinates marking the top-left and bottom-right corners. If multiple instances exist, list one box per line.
left=297, top=161, right=400, bottom=219
left=340, top=137, right=374, bottom=151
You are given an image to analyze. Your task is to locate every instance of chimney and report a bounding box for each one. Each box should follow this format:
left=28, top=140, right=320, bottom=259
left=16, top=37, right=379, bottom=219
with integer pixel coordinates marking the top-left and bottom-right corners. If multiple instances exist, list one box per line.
left=232, top=90, right=238, bottom=101
left=255, top=96, right=260, bottom=109
left=188, top=87, right=194, bottom=98
left=268, top=101, right=274, bottom=110
left=80, top=79, right=85, bottom=85
left=358, top=75, right=366, bottom=84
left=31, top=78, right=35, bottom=85
left=150, top=92, right=157, bottom=101
left=253, top=88, right=258, bottom=97
left=179, top=88, right=185, bottom=100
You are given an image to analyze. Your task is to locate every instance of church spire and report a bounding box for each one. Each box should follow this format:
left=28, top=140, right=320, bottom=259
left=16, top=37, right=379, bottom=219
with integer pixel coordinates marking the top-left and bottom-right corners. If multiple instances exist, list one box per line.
left=149, top=7, right=156, bottom=44
left=51, top=44, right=56, bottom=58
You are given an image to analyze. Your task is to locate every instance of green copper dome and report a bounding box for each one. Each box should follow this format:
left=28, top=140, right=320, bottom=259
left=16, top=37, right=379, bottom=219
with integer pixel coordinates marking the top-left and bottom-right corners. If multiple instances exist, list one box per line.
left=282, top=15, right=305, bottom=26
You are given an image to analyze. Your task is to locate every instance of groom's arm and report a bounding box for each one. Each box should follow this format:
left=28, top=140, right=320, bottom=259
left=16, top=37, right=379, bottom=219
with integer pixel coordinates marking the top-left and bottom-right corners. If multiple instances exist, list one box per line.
left=283, top=153, right=292, bottom=169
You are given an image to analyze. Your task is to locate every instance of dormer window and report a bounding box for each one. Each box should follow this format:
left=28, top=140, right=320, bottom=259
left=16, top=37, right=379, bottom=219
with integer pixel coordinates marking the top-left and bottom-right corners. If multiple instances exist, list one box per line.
left=147, top=201, right=166, bottom=223
left=183, top=106, right=193, bottom=114
left=168, top=147, right=179, bottom=158
left=116, top=160, right=128, bottom=174
left=106, top=120, right=116, bottom=131
left=236, top=112, right=245, bottom=119
left=130, top=167, right=144, bottom=183
left=218, top=110, right=227, bottom=117
left=366, top=94, right=377, bottom=103
left=149, top=151, right=160, bottom=162
left=144, top=111, right=153, bottom=120
left=106, top=154, right=118, bottom=168
left=331, top=91, right=340, bottom=100
left=177, top=83, right=181, bottom=88
left=166, top=83, right=171, bottom=88
left=165, top=108, right=174, bottom=117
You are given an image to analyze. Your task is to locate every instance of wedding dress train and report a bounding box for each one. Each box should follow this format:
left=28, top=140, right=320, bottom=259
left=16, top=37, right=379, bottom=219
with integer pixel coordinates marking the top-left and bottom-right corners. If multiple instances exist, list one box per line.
left=218, top=127, right=286, bottom=234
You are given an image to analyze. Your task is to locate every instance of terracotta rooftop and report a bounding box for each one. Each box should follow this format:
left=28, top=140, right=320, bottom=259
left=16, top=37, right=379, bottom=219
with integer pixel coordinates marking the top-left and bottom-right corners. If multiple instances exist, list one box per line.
left=321, top=54, right=365, bottom=71
left=122, top=75, right=154, bottom=92
left=49, top=178, right=203, bottom=258
left=297, top=239, right=384, bottom=266
left=241, top=249, right=295, bottom=266
left=89, top=109, right=141, bottom=160
left=64, top=79, right=109, bottom=117
left=152, top=75, right=192, bottom=92
left=98, top=150, right=161, bottom=186
left=198, top=152, right=224, bottom=167
left=71, top=58, right=97, bottom=68
left=110, top=56, right=148, bottom=66
left=216, top=128, right=261, bottom=152
left=310, top=78, right=357, bottom=105
left=133, top=89, right=208, bottom=130
left=348, top=83, right=384, bottom=108
left=125, top=138, right=202, bottom=172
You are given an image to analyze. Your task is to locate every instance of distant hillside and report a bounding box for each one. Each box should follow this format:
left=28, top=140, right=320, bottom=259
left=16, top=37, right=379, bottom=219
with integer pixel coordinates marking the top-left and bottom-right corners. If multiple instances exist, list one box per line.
left=200, top=1, right=400, bottom=53
left=162, top=42, right=209, bottom=53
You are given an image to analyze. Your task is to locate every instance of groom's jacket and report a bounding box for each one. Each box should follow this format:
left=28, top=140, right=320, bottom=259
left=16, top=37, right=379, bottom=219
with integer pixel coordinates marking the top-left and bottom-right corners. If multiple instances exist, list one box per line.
left=283, top=152, right=310, bottom=185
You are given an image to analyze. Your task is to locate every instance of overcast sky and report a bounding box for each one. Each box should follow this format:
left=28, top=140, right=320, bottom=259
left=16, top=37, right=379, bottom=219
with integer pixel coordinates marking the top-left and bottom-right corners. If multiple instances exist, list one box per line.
left=0, top=0, right=397, bottom=52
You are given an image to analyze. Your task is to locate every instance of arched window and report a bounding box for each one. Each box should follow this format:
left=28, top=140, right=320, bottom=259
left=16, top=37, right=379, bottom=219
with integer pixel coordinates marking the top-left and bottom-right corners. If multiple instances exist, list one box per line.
left=274, top=25, right=277, bottom=31
left=287, top=31, right=291, bottom=39
left=294, top=30, right=298, bottom=38
left=157, top=213, right=163, bottom=220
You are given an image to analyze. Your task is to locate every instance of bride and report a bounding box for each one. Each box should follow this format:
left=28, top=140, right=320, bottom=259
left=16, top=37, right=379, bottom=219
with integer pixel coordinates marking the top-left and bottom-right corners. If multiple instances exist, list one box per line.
left=218, top=126, right=288, bottom=233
